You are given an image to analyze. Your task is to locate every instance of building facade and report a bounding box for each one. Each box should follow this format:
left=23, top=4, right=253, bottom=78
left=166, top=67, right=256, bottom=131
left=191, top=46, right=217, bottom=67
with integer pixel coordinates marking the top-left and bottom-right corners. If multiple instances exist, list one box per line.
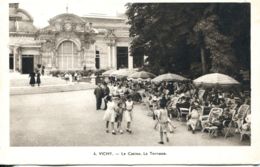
left=9, top=3, right=133, bottom=74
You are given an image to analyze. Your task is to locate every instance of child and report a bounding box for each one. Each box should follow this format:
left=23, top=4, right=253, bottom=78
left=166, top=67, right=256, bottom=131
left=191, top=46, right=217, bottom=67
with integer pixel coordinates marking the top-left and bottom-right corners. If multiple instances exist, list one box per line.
left=103, top=96, right=116, bottom=135
left=155, top=101, right=169, bottom=144
left=115, top=99, right=125, bottom=134
left=125, top=96, right=134, bottom=133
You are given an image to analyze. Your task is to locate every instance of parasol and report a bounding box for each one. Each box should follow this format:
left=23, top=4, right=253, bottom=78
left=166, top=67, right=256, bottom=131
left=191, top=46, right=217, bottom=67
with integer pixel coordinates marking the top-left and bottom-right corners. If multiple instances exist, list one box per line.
left=128, top=71, right=156, bottom=79
left=193, top=73, right=240, bottom=87
left=110, top=69, right=137, bottom=79
left=151, top=73, right=188, bottom=82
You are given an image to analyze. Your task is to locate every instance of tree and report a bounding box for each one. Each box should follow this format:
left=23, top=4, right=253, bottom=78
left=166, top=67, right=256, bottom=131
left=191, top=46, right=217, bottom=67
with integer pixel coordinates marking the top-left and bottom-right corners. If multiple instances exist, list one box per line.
left=126, top=3, right=250, bottom=78
left=126, top=3, right=205, bottom=75
left=193, top=15, right=237, bottom=75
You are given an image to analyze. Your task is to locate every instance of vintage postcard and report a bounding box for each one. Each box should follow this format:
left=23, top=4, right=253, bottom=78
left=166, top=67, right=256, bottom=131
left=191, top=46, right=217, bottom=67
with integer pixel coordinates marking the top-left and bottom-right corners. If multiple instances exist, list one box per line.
left=0, top=0, right=259, bottom=165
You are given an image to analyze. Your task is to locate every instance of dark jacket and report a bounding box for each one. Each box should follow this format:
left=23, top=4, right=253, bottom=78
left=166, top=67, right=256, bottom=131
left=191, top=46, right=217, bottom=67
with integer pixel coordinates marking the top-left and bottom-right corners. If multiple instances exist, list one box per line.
left=103, top=86, right=110, bottom=97
left=94, top=86, right=104, bottom=98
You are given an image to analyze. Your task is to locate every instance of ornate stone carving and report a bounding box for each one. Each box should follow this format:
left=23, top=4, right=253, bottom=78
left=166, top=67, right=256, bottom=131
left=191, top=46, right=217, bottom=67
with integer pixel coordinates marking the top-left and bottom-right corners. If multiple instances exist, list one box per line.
left=41, top=40, right=55, bottom=52
left=37, top=13, right=100, bottom=70
left=55, top=23, right=62, bottom=31
left=64, top=22, right=72, bottom=31
left=105, top=29, right=117, bottom=46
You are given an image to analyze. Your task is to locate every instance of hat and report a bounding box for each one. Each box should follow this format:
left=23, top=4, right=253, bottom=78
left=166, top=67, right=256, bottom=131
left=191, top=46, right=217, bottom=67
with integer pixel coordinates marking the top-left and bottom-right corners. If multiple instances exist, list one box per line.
left=180, top=93, right=185, bottom=98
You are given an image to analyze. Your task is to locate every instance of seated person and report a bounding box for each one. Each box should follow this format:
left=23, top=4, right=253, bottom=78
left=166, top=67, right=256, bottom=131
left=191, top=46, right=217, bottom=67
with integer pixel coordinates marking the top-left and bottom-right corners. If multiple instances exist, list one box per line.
left=176, top=95, right=190, bottom=108
left=206, top=111, right=223, bottom=134
left=176, top=95, right=190, bottom=111
left=242, top=112, right=251, bottom=131
left=219, top=98, right=227, bottom=109
left=220, top=108, right=232, bottom=127
left=187, top=104, right=201, bottom=134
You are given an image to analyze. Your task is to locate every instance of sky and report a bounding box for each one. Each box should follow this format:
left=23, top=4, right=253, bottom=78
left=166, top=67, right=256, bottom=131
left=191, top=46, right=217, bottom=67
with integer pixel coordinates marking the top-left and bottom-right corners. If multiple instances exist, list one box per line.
left=9, top=0, right=128, bottom=28
left=9, top=0, right=255, bottom=29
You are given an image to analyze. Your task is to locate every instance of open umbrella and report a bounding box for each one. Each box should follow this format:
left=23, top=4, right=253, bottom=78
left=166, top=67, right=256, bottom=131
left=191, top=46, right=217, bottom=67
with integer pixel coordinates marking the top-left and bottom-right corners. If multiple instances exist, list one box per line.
left=128, top=78, right=152, bottom=82
left=110, top=69, right=137, bottom=79
left=193, top=73, right=240, bottom=87
left=128, top=71, right=156, bottom=79
left=102, top=69, right=116, bottom=77
left=151, top=73, right=188, bottom=82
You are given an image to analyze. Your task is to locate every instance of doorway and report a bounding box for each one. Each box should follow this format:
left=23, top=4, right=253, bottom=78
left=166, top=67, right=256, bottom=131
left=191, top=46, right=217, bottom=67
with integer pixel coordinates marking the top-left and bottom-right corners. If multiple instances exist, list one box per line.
left=22, top=56, right=34, bottom=74
left=9, top=54, right=13, bottom=70
left=117, top=47, right=128, bottom=69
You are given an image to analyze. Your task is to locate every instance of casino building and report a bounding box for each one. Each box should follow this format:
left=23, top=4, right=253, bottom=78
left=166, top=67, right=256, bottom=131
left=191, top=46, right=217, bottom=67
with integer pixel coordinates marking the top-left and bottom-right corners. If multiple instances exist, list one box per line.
left=9, top=3, right=133, bottom=74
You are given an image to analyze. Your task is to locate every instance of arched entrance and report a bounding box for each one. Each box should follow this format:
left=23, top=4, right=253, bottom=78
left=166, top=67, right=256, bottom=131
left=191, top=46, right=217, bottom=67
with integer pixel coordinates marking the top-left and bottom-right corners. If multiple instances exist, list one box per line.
left=57, top=40, right=80, bottom=70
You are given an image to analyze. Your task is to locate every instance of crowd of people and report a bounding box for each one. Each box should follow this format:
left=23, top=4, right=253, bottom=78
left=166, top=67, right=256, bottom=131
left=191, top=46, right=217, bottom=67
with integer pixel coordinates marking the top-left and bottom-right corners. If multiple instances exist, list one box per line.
left=64, top=71, right=81, bottom=83
left=94, top=77, right=251, bottom=143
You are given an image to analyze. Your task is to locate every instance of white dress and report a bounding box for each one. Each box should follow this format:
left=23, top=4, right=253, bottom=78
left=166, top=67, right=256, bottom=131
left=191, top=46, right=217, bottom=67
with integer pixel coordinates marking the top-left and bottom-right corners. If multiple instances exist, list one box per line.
left=155, top=108, right=168, bottom=132
left=103, top=101, right=116, bottom=122
left=112, top=86, right=119, bottom=96
left=187, top=109, right=200, bottom=130
left=124, top=100, right=133, bottom=122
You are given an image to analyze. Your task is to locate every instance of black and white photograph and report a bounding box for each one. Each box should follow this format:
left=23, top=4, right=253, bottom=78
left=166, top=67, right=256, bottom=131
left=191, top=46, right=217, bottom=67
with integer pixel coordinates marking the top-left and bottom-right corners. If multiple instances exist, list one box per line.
left=1, top=0, right=260, bottom=165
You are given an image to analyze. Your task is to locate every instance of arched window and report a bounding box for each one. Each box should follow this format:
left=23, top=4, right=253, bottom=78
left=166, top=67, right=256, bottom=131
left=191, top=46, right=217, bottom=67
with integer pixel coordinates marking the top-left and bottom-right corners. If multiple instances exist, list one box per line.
left=57, top=40, right=79, bottom=70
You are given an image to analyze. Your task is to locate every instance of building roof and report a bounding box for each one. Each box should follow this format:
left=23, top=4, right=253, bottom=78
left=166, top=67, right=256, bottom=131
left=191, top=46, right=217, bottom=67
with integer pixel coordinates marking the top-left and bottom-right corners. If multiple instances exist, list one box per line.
left=9, top=36, right=43, bottom=47
left=9, top=3, right=37, bottom=33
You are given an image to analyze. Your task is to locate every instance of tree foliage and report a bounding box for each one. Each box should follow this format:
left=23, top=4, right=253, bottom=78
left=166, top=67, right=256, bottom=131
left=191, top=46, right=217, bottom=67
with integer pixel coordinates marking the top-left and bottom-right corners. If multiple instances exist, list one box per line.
left=126, top=3, right=250, bottom=78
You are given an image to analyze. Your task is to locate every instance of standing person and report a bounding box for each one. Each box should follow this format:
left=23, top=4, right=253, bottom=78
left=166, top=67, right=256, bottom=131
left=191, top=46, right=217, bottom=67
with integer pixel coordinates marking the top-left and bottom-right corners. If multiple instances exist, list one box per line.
left=69, top=73, right=73, bottom=83
left=74, top=72, right=78, bottom=82
left=155, top=101, right=170, bottom=144
left=94, top=83, right=104, bottom=110
left=41, top=65, right=45, bottom=76
left=29, top=71, right=36, bottom=87
left=102, top=83, right=110, bottom=110
left=64, top=72, right=69, bottom=83
left=36, top=70, right=41, bottom=87
left=125, top=96, right=134, bottom=133
left=103, top=96, right=116, bottom=134
left=112, top=83, right=118, bottom=96
left=115, top=98, right=125, bottom=134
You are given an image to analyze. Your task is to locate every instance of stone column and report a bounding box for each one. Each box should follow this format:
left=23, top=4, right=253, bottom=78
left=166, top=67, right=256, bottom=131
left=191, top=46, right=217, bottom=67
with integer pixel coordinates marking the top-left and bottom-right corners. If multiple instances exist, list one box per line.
left=13, top=46, right=18, bottom=72
left=19, top=52, right=22, bottom=72
left=52, top=50, right=57, bottom=70
left=80, top=48, right=85, bottom=69
left=128, top=53, right=133, bottom=70
left=107, top=45, right=111, bottom=68
left=111, top=44, right=117, bottom=69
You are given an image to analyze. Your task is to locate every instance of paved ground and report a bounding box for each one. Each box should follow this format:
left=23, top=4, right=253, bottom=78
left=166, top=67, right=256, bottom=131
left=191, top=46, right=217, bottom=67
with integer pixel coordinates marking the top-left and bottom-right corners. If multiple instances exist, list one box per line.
left=10, top=90, right=250, bottom=146
left=10, top=74, right=95, bottom=95
left=10, top=82, right=96, bottom=95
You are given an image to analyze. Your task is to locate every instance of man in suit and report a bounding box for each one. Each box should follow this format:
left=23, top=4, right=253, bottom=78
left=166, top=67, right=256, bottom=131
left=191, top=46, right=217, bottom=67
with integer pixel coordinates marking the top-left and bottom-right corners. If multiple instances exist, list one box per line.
left=94, top=83, right=104, bottom=110
left=102, top=83, right=110, bottom=110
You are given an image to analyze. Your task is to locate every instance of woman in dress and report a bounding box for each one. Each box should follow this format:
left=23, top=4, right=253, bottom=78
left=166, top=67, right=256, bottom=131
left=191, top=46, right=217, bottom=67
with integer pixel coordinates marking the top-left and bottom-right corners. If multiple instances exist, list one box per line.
left=125, top=96, right=134, bottom=133
left=29, top=71, right=36, bottom=87
left=187, top=104, right=201, bottom=134
left=36, top=71, right=41, bottom=86
left=103, top=96, right=117, bottom=135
